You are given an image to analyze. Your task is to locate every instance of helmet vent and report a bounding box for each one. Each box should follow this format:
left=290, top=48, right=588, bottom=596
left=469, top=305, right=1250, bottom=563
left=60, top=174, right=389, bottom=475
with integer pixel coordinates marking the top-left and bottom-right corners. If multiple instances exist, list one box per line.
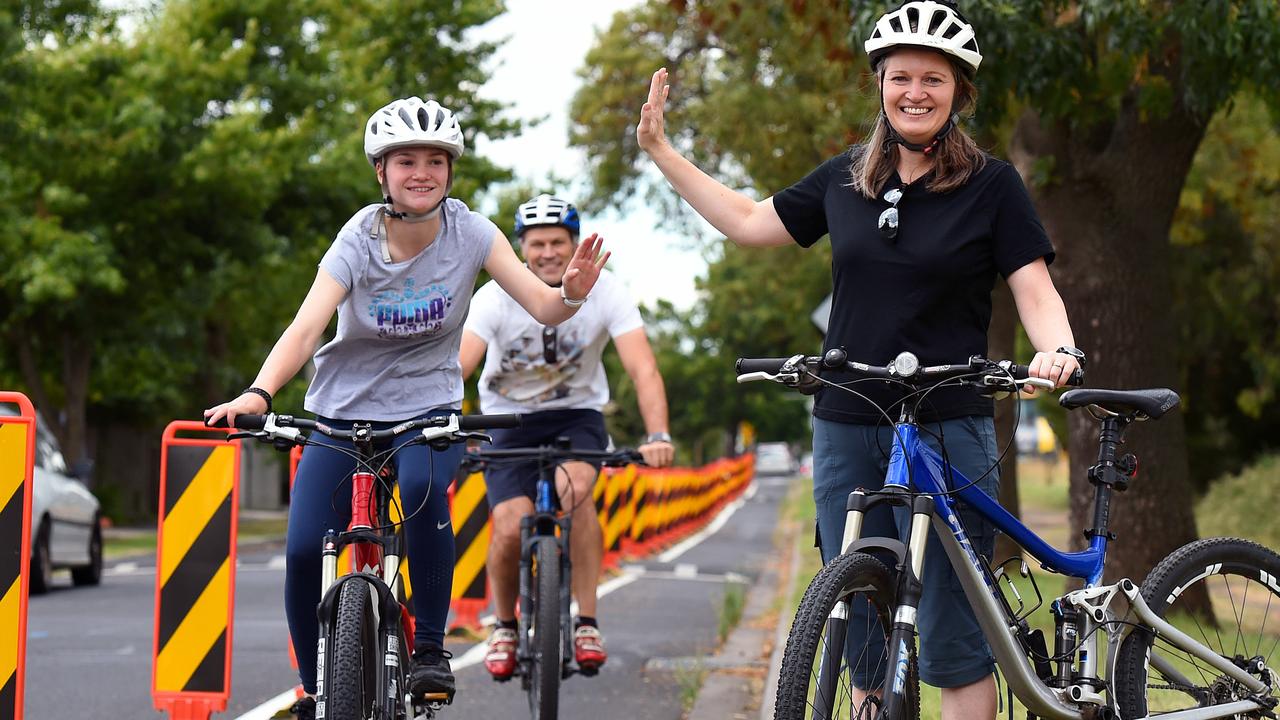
left=397, top=107, right=414, bottom=129
left=889, top=16, right=904, bottom=33
left=941, top=20, right=961, bottom=39
left=927, top=12, right=945, bottom=34
left=417, top=106, right=431, bottom=131
left=905, top=7, right=919, bottom=31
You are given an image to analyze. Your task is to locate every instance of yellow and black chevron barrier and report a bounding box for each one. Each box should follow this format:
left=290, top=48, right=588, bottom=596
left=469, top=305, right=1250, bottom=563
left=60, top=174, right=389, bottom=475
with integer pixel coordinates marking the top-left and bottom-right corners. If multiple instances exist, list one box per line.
left=152, top=421, right=241, bottom=720
left=448, top=469, right=490, bottom=632
left=1, top=392, right=36, bottom=720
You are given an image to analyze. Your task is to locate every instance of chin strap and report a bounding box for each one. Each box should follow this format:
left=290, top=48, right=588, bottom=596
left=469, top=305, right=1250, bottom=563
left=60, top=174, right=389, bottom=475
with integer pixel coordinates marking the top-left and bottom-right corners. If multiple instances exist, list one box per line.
left=880, top=110, right=960, bottom=157
left=383, top=195, right=444, bottom=223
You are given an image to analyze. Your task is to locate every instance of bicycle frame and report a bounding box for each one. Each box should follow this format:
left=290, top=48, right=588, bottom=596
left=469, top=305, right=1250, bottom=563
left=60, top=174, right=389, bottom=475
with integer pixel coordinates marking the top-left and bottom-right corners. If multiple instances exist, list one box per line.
left=516, top=457, right=575, bottom=681
left=840, top=421, right=1271, bottom=720
left=314, top=437, right=424, bottom=719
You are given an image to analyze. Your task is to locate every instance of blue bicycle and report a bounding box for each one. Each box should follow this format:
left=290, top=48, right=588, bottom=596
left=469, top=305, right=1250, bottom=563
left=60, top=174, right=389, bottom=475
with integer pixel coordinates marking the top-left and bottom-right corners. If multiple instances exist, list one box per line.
left=740, top=350, right=1280, bottom=720
left=461, top=440, right=644, bottom=720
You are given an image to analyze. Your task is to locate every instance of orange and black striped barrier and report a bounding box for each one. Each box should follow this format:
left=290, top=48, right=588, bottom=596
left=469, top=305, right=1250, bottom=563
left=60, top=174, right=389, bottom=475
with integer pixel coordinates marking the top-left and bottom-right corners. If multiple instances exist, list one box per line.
left=152, top=422, right=241, bottom=720
left=1, top=392, right=37, bottom=720
left=447, top=469, right=491, bottom=632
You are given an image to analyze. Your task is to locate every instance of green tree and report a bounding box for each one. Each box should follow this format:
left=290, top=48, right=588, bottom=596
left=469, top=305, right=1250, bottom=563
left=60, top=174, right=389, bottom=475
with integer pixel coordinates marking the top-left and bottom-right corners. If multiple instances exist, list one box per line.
left=570, top=0, right=861, bottom=455
left=0, top=0, right=517, bottom=506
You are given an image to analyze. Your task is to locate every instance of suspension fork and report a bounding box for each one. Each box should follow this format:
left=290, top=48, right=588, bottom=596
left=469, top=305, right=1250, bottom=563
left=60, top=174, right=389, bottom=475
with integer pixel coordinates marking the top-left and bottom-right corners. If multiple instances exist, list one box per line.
left=879, top=494, right=933, bottom=719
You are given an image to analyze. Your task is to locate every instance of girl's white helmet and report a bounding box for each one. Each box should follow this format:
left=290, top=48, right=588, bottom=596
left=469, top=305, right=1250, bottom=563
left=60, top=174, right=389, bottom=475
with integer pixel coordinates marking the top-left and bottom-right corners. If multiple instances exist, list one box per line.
left=364, top=97, right=465, bottom=166
left=864, top=1, right=982, bottom=73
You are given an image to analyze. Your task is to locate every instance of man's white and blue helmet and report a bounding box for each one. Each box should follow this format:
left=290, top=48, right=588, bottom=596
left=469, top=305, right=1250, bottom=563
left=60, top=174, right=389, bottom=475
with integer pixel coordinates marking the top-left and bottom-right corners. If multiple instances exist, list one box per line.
left=515, top=194, right=581, bottom=238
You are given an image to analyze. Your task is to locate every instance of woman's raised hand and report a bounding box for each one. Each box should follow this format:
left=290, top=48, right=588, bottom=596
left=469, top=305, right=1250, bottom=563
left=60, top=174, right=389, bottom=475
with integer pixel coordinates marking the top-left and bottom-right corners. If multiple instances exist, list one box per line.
left=561, top=233, right=610, bottom=303
left=636, top=68, right=670, bottom=154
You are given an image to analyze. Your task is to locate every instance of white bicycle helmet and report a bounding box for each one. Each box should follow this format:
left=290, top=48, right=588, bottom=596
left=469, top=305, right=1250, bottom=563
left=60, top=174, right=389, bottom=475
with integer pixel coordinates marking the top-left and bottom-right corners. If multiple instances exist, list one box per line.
left=515, top=194, right=581, bottom=237
left=364, top=97, right=465, bottom=167
left=864, top=0, right=982, bottom=73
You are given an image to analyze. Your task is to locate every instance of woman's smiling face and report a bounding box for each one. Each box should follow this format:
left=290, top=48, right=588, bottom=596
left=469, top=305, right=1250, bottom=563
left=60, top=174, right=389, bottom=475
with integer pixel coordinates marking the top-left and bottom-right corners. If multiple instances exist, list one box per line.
left=880, top=48, right=957, bottom=147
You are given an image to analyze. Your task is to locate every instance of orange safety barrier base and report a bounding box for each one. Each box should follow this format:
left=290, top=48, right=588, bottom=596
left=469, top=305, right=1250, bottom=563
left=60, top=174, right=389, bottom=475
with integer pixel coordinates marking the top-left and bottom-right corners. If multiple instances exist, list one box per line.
left=154, top=693, right=225, bottom=720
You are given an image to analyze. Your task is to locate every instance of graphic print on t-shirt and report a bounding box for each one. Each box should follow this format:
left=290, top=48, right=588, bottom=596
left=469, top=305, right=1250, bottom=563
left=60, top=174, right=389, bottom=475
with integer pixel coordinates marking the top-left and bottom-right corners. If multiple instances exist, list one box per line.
left=367, top=277, right=454, bottom=339
left=488, top=326, right=585, bottom=403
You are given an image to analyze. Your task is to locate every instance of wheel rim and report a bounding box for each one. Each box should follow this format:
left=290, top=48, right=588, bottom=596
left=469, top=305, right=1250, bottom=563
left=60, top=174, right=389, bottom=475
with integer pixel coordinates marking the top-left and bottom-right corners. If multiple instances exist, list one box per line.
left=1142, top=567, right=1280, bottom=714
left=802, top=589, right=898, bottom=720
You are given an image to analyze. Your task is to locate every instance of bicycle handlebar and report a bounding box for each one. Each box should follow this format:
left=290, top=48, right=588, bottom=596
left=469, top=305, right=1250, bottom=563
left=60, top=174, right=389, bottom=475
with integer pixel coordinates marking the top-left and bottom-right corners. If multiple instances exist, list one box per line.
left=464, top=445, right=647, bottom=468
left=735, top=349, right=1084, bottom=390
left=207, top=412, right=522, bottom=445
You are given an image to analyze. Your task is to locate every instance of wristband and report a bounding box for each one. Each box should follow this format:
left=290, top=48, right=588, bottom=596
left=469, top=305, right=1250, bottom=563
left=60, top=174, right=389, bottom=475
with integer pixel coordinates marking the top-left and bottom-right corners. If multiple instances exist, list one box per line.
left=242, top=386, right=273, bottom=411
left=643, top=431, right=672, bottom=445
left=560, top=284, right=588, bottom=308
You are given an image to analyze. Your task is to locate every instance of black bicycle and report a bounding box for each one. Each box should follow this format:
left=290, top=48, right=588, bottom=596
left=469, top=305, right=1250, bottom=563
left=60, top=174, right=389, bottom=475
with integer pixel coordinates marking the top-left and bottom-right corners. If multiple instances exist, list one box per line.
left=461, top=438, right=644, bottom=720
left=224, top=411, right=520, bottom=720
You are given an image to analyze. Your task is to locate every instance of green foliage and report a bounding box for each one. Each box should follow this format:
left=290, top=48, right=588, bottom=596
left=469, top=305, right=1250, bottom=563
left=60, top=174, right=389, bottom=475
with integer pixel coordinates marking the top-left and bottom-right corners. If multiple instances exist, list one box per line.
left=1169, top=93, right=1280, bottom=486
left=0, top=0, right=518, bottom=459
left=571, top=0, right=864, bottom=454
left=1196, top=454, right=1280, bottom=549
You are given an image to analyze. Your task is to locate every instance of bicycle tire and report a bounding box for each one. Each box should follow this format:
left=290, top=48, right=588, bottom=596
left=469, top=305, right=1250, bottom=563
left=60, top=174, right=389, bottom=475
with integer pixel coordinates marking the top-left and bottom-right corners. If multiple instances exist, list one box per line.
left=1113, top=537, right=1280, bottom=717
left=774, top=551, right=919, bottom=720
left=327, top=580, right=379, bottom=720
left=528, top=537, right=562, bottom=720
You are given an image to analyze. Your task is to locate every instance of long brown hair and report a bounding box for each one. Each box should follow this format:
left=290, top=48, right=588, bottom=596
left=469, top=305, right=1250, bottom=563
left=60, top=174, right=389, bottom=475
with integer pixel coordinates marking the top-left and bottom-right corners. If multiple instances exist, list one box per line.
left=849, top=51, right=986, bottom=199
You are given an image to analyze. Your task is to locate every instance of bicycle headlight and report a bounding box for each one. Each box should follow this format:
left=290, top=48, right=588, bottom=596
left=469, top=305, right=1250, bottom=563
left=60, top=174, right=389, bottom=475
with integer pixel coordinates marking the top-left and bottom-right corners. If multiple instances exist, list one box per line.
left=892, top=352, right=920, bottom=378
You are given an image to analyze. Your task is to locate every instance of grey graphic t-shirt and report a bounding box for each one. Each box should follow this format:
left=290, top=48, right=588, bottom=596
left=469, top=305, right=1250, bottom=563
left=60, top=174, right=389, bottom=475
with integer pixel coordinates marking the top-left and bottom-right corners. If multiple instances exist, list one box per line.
left=304, top=199, right=496, bottom=420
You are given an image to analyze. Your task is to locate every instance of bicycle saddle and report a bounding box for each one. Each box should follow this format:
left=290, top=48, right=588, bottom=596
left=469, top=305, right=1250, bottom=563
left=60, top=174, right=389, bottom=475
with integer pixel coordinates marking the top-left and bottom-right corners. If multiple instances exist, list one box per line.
left=1059, top=388, right=1181, bottom=419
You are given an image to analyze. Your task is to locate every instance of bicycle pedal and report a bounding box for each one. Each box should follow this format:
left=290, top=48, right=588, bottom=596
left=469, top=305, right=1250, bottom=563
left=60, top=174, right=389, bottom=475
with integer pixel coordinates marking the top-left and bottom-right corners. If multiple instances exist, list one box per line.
left=415, top=691, right=454, bottom=707
left=577, top=664, right=600, bottom=677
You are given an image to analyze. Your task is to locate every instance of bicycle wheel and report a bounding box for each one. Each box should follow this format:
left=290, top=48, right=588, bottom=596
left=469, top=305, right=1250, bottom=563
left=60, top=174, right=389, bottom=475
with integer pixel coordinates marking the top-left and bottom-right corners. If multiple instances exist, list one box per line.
left=327, top=580, right=379, bottom=720
left=775, top=551, right=919, bottom=720
left=527, top=537, right=562, bottom=720
left=1114, top=537, right=1280, bottom=717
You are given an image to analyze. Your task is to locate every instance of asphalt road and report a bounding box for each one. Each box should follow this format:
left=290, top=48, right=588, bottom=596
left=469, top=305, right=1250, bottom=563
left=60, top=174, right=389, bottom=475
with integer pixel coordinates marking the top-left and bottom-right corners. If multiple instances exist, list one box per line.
left=22, top=472, right=793, bottom=719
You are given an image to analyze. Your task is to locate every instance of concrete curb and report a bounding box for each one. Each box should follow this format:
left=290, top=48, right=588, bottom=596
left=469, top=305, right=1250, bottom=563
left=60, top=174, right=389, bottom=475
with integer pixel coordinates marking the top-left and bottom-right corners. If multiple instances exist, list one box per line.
left=686, top=485, right=802, bottom=720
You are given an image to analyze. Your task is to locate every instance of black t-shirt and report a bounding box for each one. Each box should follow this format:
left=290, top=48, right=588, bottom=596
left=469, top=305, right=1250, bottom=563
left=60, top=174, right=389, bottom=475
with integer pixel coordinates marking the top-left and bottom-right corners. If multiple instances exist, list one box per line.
left=773, top=148, right=1054, bottom=424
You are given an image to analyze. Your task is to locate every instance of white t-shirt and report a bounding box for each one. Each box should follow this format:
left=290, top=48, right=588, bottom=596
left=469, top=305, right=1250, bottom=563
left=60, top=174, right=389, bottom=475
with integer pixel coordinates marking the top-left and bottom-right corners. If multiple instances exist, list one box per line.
left=465, top=269, right=644, bottom=414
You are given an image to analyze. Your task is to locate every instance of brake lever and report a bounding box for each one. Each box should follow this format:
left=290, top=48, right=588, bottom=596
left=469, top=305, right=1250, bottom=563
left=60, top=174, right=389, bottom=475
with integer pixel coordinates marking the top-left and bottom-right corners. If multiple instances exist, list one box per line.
left=736, top=371, right=800, bottom=385
left=227, top=431, right=265, bottom=441
left=455, top=431, right=493, bottom=445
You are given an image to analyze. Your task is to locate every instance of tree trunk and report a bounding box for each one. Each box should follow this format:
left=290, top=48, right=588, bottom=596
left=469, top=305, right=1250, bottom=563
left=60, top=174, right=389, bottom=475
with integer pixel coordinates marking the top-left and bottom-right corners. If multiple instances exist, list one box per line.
left=60, top=330, right=92, bottom=469
left=1009, top=98, right=1209, bottom=590
left=989, top=280, right=1022, bottom=564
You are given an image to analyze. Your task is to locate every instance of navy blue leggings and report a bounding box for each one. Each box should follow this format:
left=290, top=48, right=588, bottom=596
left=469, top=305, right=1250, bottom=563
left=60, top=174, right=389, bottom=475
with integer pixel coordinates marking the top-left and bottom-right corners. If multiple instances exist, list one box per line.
left=285, top=411, right=462, bottom=694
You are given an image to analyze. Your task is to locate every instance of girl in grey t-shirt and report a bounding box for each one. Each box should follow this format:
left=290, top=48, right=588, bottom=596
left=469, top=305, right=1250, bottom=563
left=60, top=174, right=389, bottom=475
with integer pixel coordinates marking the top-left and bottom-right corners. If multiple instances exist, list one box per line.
left=204, top=96, right=610, bottom=711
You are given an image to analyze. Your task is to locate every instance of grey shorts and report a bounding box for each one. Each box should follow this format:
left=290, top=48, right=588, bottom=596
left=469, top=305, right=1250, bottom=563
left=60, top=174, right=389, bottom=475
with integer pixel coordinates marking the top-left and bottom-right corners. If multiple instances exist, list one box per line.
left=812, top=415, right=1000, bottom=688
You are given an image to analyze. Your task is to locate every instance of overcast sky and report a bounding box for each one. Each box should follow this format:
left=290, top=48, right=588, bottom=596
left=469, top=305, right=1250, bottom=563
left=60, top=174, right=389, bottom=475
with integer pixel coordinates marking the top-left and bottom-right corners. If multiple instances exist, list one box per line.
left=469, top=0, right=712, bottom=310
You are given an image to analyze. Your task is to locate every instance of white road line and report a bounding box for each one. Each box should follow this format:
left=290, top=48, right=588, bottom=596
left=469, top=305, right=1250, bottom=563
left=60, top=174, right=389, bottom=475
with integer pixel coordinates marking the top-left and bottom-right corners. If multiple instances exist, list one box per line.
left=236, top=687, right=302, bottom=720
left=656, top=482, right=755, bottom=564
left=234, top=480, right=757, bottom=719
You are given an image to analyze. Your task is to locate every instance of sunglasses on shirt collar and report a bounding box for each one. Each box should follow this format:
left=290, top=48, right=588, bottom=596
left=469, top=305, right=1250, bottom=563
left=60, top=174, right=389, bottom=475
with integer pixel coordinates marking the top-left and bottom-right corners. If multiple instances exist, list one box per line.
left=542, top=325, right=557, bottom=364
left=878, top=186, right=904, bottom=242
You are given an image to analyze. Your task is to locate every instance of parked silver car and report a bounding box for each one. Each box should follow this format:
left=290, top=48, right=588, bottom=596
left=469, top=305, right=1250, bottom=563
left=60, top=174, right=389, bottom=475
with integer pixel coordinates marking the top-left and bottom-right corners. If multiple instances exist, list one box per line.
left=1, top=406, right=103, bottom=594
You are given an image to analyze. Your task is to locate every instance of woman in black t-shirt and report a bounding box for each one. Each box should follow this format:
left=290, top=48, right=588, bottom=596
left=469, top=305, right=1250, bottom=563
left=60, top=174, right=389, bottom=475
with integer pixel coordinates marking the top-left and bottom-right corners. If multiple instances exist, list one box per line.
left=636, top=2, right=1081, bottom=717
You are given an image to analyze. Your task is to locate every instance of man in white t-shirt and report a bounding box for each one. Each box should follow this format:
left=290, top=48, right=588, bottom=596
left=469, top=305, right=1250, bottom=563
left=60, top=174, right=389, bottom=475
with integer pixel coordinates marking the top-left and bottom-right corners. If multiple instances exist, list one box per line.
left=461, top=194, right=674, bottom=680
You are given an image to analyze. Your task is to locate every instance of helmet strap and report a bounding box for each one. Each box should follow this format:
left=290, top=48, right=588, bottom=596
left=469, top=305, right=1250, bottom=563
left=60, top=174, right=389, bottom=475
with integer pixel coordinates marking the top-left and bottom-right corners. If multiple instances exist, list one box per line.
left=880, top=110, right=959, bottom=157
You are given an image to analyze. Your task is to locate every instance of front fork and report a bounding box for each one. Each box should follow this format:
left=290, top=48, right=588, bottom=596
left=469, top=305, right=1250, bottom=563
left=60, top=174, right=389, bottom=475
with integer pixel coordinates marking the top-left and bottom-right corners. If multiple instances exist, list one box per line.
left=516, top=513, right=574, bottom=675
left=813, top=490, right=933, bottom=720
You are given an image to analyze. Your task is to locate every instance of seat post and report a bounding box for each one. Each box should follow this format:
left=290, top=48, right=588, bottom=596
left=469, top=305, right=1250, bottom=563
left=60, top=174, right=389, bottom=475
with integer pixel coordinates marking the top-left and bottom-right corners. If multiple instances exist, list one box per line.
left=1084, top=416, right=1131, bottom=543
